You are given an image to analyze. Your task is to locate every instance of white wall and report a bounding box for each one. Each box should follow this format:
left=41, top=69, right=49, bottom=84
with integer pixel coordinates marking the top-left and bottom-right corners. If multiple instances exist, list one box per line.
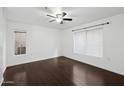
left=0, top=8, right=7, bottom=85
left=62, top=13, right=124, bottom=75
left=6, top=21, right=61, bottom=66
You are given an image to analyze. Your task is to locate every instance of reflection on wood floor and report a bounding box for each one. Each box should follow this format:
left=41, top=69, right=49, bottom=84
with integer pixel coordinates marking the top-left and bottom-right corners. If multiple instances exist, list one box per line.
left=2, top=56, right=124, bottom=86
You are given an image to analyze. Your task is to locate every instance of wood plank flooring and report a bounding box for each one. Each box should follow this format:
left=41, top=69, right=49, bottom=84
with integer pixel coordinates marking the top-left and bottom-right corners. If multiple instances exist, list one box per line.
left=2, top=56, right=124, bottom=86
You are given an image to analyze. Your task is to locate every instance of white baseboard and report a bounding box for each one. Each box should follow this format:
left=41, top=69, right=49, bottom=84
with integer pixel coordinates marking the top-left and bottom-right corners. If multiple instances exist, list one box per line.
left=0, top=67, right=6, bottom=86
left=64, top=56, right=124, bottom=76
left=7, top=56, right=62, bottom=67
left=0, top=77, right=4, bottom=85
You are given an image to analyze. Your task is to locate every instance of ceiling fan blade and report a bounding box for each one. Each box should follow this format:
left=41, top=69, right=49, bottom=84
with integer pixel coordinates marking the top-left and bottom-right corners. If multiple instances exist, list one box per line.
left=60, top=21, right=63, bottom=24
left=62, top=12, right=67, bottom=17
left=63, top=18, right=72, bottom=21
left=49, top=20, right=56, bottom=22
left=47, top=14, right=56, bottom=18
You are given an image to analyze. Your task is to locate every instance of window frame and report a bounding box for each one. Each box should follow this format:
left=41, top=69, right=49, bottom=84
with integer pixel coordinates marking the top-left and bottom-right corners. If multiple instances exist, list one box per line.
left=14, top=31, right=27, bottom=55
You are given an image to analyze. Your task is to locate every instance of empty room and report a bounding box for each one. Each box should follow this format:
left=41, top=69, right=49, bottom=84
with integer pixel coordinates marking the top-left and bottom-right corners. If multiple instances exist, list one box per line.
left=0, top=7, right=124, bottom=86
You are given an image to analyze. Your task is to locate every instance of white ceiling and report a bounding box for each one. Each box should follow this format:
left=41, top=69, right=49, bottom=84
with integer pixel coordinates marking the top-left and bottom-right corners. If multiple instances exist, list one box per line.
left=4, top=7, right=124, bottom=30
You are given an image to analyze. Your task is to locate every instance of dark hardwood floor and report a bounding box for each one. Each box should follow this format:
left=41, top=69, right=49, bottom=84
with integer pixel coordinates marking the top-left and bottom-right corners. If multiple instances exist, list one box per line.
left=2, top=56, right=124, bottom=86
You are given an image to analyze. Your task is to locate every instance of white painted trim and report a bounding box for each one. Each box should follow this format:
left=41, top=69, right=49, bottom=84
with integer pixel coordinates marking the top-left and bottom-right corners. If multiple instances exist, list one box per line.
left=7, top=56, right=62, bottom=67
left=0, top=67, right=6, bottom=86
left=64, top=56, right=124, bottom=76
left=0, top=77, right=4, bottom=86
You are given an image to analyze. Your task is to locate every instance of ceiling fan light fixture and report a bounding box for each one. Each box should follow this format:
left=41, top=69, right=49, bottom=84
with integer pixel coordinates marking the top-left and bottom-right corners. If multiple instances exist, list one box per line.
left=56, top=14, right=63, bottom=23
left=56, top=18, right=62, bottom=23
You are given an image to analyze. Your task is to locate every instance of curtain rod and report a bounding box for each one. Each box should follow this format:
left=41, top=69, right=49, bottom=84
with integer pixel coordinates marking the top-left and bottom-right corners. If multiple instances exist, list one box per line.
left=72, top=22, right=110, bottom=32
left=14, top=31, right=27, bottom=33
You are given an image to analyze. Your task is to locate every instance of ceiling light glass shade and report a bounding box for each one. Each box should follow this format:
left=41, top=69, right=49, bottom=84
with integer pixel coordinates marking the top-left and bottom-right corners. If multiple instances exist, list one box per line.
left=56, top=18, right=62, bottom=23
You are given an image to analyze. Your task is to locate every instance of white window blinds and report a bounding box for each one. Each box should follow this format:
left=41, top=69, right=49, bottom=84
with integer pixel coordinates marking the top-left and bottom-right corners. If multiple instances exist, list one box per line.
left=73, top=28, right=103, bottom=57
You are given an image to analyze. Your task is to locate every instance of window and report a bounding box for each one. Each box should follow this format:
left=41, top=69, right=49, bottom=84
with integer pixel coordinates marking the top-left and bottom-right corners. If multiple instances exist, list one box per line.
left=73, top=28, right=103, bottom=57
left=15, top=32, right=26, bottom=55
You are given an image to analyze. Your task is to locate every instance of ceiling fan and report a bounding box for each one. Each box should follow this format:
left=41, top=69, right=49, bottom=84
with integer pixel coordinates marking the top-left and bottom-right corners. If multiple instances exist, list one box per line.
left=47, top=12, right=72, bottom=24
